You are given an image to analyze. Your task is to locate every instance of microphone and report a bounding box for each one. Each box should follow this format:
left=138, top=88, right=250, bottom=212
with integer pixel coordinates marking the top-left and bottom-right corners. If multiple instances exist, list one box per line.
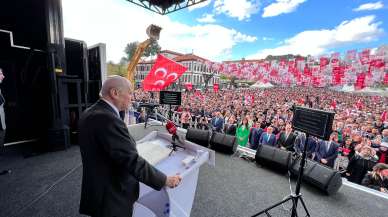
left=166, top=120, right=177, bottom=135
left=166, top=121, right=185, bottom=154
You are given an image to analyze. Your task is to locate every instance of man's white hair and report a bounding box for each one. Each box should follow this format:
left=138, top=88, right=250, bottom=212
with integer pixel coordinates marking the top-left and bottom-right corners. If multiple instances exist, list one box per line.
left=100, top=75, right=131, bottom=98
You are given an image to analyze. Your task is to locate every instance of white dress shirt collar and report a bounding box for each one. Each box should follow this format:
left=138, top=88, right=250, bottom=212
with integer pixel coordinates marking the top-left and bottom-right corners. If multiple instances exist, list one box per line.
left=101, top=98, right=120, bottom=117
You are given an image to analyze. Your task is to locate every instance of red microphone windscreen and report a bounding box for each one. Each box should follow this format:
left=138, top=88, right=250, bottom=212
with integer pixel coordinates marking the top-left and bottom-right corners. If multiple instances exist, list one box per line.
left=166, top=121, right=177, bottom=135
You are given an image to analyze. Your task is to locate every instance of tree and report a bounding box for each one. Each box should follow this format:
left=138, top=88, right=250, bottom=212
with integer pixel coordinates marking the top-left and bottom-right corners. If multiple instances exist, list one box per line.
left=230, top=76, right=238, bottom=88
left=124, top=40, right=161, bottom=61
left=202, top=73, right=214, bottom=90
left=143, top=40, right=161, bottom=57
left=124, top=42, right=138, bottom=61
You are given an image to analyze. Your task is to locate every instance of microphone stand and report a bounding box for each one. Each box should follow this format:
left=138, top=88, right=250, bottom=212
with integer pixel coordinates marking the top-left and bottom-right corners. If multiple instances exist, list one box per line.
left=251, top=133, right=311, bottom=217
left=168, top=133, right=185, bottom=156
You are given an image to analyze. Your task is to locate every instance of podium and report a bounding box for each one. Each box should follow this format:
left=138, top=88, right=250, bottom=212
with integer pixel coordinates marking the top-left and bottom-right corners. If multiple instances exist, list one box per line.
left=133, top=131, right=215, bottom=217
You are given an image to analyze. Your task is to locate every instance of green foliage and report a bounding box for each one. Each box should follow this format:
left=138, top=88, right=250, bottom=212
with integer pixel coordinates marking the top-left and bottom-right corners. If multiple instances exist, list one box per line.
left=143, top=40, right=161, bottom=57
left=265, top=54, right=305, bottom=61
left=124, top=40, right=161, bottom=61
left=107, top=62, right=127, bottom=77
left=124, top=42, right=138, bottom=61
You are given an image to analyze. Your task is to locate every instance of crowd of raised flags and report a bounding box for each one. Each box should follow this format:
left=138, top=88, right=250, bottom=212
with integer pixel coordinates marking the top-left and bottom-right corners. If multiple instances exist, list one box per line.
left=203, top=45, right=388, bottom=89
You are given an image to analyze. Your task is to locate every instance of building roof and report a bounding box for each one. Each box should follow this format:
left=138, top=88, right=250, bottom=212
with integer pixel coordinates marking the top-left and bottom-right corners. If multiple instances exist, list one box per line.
left=160, top=50, right=184, bottom=56
left=222, top=59, right=262, bottom=63
left=172, top=54, right=209, bottom=62
left=138, top=51, right=210, bottom=64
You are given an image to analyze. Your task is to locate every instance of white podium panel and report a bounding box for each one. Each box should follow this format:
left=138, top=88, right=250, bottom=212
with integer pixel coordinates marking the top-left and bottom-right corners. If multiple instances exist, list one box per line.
left=133, top=131, right=215, bottom=217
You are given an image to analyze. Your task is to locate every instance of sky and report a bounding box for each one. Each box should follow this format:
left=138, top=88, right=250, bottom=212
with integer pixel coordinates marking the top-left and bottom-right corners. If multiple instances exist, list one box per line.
left=62, top=0, right=388, bottom=63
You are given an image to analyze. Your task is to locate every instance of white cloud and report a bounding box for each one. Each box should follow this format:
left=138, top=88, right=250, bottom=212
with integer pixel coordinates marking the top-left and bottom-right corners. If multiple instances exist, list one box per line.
left=262, top=37, right=274, bottom=41
left=62, top=0, right=257, bottom=62
left=159, top=24, right=257, bottom=60
left=353, top=1, right=384, bottom=12
left=188, top=0, right=213, bottom=11
left=247, top=15, right=383, bottom=59
left=197, top=13, right=216, bottom=23
left=214, top=0, right=260, bottom=21
left=262, top=0, right=307, bottom=18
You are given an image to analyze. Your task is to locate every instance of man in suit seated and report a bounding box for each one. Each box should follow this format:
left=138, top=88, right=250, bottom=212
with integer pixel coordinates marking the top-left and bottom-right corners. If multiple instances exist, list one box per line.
left=314, top=132, right=340, bottom=168
left=211, top=111, right=224, bottom=132
left=78, top=76, right=182, bottom=217
left=277, top=123, right=296, bottom=151
left=259, top=126, right=276, bottom=146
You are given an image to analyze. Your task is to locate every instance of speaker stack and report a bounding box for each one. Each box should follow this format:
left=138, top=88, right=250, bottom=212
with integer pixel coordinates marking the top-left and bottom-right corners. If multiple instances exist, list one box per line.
left=210, top=132, right=237, bottom=154
left=255, top=145, right=292, bottom=173
left=290, top=157, right=342, bottom=195
left=185, top=128, right=210, bottom=148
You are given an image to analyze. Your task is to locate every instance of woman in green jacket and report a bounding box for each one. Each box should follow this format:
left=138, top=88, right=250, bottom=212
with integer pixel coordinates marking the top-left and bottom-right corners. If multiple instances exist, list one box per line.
left=236, top=117, right=250, bottom=147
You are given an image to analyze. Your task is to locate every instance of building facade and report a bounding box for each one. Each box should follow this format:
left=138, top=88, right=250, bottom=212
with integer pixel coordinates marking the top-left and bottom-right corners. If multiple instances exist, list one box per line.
left=135, top=50, right=221, bottom=90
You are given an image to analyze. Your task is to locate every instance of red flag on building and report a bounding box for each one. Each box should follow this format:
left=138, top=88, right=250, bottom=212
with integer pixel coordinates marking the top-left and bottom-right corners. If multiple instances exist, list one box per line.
left=213, top=83, right=219, bottom=92
left=142, top=54, right=187, bottom=91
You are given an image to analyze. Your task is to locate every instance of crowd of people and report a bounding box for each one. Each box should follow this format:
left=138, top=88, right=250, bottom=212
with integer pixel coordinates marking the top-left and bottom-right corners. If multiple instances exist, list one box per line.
left=133, top=87, right=388, bottom=193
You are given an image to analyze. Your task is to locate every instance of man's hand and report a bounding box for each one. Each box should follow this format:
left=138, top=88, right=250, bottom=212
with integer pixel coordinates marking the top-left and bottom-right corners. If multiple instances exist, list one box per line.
left=381, top=188, right=388, bottom=193
left=321, top=159, right=328, bottom=164
left=165, top=175, right=182, bottom=188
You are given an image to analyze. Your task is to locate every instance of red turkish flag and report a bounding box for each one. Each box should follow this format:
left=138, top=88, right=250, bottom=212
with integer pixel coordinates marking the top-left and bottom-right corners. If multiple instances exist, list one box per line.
left=142, top=54, right=187, bottom=91
left=185, top=82, right=193, bottom=91
left=213, top=83, right=219, bottom=92
left=330, top=100, right=337, bottom=109
left=384, top=73, right=388, bottom=84
left=355, top=73, right=366, bottom=90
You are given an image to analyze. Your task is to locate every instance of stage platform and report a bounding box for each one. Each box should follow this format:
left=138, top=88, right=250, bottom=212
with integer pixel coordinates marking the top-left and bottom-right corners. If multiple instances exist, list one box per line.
left=1, top=123, right=387, bottom=217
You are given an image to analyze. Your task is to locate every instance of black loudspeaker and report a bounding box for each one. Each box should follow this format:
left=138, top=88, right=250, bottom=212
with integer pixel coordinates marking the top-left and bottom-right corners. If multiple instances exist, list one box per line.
left=290, top=157, right=342, bottom=195
left=255, top=145, right=292, bottom=172
left=292, top=106, right=335, bottom=140
left=210, top=132, right=237, bottom=154
left=186, top=128, right=209, bottom=147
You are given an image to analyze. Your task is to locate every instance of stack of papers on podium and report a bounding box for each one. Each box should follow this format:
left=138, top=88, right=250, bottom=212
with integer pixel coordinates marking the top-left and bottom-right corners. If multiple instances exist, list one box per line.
left=137, top=141, right=171, bottom=165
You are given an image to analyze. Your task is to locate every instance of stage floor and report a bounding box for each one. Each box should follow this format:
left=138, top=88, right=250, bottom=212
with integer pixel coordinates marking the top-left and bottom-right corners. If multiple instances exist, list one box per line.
left=0, top=123, right=387, bottom=217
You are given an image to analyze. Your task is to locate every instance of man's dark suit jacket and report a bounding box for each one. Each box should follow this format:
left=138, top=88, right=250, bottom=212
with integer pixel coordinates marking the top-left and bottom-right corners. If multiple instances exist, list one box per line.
left=277, top=131, right=296, bottom=151
left=78, top=100, right=166, bottom=217
left=224, top=123, right=236, bottom=136
left=211, top=117, right=224, bottom=132
left=259, top=132, right=276, bottom=146
left=314, top=140, right=339, bottom=168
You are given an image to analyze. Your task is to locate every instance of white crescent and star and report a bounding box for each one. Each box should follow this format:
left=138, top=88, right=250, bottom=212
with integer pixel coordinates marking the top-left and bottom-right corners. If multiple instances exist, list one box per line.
left=154, top=67, right=167, bottom=78
left=166, top=72, right=178, bottom=81
left=154, top=80, right=165, bottom=86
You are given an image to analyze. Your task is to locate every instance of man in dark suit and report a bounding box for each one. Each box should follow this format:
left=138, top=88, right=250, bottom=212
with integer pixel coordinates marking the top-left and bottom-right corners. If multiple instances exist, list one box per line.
left=277, top=123, right=296, bottom=151
left=224, top=115, right=236, bottom=136
left=314, top=132, right=339, bottom=168
left=259, top=126, right=276, bottom=146
left=78, top=76, right=181, bottom=217
left=211, top=112, right=224, bottom=132
left=294, top=134, right=318, bottom=159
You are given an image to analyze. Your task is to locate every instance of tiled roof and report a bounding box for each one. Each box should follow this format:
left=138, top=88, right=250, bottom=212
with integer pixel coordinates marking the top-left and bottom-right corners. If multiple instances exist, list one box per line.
left=173, top=54, right=209, bottom=62
left=160, top=50, right=184, bottom=56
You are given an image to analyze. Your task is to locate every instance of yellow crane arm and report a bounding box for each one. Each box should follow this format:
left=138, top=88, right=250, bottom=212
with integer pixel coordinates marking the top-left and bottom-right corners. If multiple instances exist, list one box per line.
left=127, top=38, right=152, bottom=87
